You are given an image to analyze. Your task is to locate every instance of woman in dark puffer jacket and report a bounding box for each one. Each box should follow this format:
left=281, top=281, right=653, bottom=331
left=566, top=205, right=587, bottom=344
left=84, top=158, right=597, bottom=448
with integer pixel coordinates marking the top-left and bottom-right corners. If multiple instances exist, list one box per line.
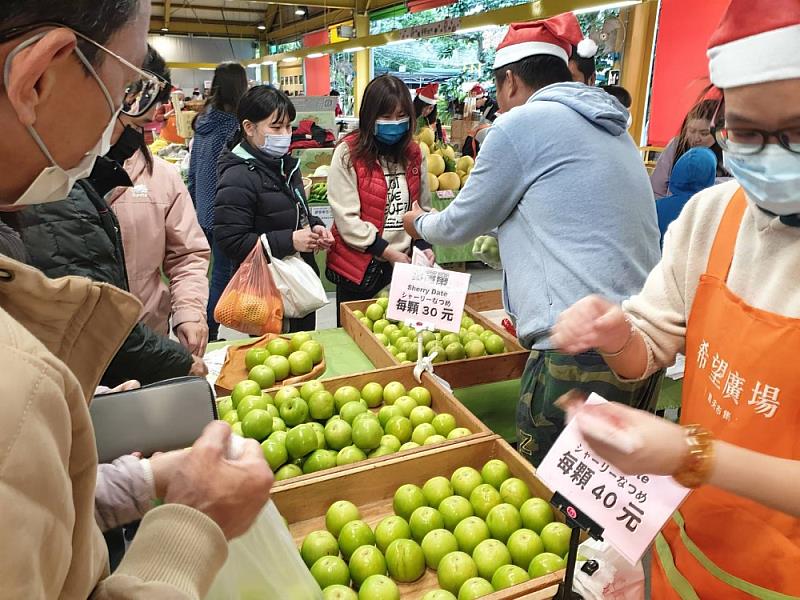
left=214, top=85, right=333, bottom=332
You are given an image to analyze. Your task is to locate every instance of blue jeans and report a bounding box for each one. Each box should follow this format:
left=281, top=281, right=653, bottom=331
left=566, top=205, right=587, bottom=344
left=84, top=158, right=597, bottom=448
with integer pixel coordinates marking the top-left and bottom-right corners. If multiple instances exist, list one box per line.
left=204, top=228, right=233, bottom=341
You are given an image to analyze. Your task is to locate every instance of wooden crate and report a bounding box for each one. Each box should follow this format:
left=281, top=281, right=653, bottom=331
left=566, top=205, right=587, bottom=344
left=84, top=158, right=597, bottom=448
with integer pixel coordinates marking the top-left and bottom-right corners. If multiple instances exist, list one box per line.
left=466, top=290, right=504, bottom=312
left=341, top=300, right=528, bottom=388
left=272, top=435, right=564, bottom=600
left=264, top=364, right=493, bottom=489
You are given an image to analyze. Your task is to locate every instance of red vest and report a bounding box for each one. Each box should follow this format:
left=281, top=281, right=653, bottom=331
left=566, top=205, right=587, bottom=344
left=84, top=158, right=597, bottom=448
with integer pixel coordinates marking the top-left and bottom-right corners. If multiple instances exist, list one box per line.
left=327, top=135, right=422, bottom=285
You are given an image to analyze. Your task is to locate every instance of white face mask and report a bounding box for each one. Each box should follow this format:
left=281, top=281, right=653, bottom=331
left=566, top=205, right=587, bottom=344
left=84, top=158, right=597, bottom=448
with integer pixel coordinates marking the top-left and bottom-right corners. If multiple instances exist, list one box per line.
left=6, top=33, right=118, bottom=206
left=723, top=145, right=800, bottom=216
left=259, top=133, right=292, bottom=158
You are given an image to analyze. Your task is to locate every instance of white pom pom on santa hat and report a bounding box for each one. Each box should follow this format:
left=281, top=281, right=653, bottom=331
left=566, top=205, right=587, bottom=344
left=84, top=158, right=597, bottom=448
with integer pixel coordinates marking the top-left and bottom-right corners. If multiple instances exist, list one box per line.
left=577, top=38, right=598, bottom=58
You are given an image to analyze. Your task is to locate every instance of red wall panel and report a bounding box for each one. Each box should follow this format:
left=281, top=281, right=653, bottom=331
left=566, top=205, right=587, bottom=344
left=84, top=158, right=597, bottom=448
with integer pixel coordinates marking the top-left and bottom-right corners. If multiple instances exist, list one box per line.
left=303, top=30, right=331, bottom=96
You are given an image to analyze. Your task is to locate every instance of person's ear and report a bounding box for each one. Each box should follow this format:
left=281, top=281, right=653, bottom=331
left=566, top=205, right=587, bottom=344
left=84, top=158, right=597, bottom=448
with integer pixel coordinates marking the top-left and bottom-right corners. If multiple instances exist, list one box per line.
left=4, top=29, right=77, bottom=127
left=505, top=70, right=517, bottom=98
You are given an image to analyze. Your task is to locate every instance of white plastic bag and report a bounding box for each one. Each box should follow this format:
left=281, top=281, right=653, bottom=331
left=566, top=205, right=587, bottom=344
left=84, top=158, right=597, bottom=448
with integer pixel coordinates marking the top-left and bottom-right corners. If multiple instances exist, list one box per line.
left=205, top=500, right=322, bottom=600
left=573, top=538, right=645, bottom=600
left=260, top=234, right=328, bottom=319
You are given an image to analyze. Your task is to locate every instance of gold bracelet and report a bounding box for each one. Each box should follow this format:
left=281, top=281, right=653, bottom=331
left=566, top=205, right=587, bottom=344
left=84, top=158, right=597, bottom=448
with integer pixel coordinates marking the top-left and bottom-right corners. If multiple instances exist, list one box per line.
left=599, top=316, right=636, bottom=358
left=672, top=425, right=715, bottom=489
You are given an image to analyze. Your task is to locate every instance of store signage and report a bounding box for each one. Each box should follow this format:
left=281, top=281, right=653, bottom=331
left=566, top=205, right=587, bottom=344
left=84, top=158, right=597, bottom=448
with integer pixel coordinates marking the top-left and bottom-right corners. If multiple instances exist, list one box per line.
left=608, top=69, right=621, bottom=86
left=310, top=205, right=334, bottom=229
left=387, top=263, right=470, bottom=333
left=536, top=394, right=690, bottom=564
left=399, top=17, right=462, bottom=40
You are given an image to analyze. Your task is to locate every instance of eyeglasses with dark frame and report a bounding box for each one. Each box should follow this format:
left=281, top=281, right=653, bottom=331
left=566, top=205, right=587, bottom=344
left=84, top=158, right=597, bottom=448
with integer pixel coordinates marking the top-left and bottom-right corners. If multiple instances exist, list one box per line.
left=710, top=100, right=800, bottom=156
left=0, top=22, right=165, bottom=118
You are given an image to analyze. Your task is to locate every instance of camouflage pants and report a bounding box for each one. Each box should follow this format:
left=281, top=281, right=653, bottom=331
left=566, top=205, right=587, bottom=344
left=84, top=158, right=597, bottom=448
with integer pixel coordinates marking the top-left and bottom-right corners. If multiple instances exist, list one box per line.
left=517, top=350, right=663, bottom=466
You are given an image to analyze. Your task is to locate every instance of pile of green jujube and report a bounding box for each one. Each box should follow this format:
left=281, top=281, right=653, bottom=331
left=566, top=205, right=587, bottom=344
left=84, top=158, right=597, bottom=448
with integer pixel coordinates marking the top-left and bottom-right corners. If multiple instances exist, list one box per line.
left=301, top=459, right=570, bottom=600
left=217, top=378, right=473, bottom=482
left=309, top=183, right=328, bottom=203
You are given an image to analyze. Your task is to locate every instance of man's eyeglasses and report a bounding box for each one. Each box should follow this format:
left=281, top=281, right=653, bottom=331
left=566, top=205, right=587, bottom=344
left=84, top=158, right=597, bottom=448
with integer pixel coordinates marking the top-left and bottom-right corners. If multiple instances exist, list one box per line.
left=0, top=22, right=165, bottom=118
left=709, top=98, right=800, bottom=156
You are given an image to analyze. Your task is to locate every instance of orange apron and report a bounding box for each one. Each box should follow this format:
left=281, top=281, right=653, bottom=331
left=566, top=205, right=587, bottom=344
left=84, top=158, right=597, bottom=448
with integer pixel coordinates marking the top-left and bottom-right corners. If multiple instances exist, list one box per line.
left=653, top=189, right=800, bottom=599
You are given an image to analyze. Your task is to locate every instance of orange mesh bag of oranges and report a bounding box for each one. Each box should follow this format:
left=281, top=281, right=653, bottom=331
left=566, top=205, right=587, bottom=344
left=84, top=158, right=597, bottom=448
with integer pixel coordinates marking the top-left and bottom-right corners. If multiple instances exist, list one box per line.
left=214, top=241, right=283, bottom=335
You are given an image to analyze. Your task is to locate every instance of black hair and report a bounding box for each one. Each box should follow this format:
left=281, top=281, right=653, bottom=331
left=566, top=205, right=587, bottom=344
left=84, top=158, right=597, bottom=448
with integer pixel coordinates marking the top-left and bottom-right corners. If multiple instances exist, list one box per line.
left=482, top=97, right=499, bottom=122
left=413, top=96, right=434, bottom=122
left=193, top=62, right=248, bottom=131
left=494, top=55, right=573, bottom=92
left=601, top=85, right=632, bottom=108
left=569, top=46, right=596, bottom=84
left=138, top=44, right=171, bottom=174
left=230, top=84, right=296, bottom=149
left=0, top=0, right=141, bottom=65
left=329, top=89, right=340, bottom=96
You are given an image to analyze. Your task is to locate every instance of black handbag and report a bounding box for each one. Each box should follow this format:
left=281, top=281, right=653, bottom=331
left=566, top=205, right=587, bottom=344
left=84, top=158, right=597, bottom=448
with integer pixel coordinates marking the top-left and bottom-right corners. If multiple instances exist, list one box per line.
left=326, top=258, right=387, bottom=293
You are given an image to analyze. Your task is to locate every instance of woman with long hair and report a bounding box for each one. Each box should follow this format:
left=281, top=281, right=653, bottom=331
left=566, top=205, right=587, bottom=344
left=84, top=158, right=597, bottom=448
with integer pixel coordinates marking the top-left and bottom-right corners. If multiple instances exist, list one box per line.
left=327, top=75, right=433, bottom=322
left=188, top=61, right=248, bottom=341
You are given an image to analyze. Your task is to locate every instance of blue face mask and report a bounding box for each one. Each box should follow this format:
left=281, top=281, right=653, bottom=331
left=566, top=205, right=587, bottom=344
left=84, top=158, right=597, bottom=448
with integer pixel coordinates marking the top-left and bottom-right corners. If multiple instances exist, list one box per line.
left=723, top=145, right=800, bottom=216
left=375, top=118, right=409, bottom=145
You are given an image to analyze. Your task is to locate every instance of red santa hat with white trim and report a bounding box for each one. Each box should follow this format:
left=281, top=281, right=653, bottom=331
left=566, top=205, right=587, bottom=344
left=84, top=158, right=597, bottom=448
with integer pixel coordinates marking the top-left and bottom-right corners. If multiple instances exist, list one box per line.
left=707, top=0, right=800, bottom=88
left=416, top=83, right=439, bottom=105
left=493, top=12, right=595, bottom=70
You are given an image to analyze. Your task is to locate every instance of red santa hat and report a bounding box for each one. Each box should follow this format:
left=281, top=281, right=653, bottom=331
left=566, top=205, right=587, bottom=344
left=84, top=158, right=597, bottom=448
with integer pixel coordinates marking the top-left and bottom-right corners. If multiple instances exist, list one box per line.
left=416, top=83, right=439, bottom=105
left=707, top=0, right=800, bottom=88
left=493, top=12, right=590, bottom=70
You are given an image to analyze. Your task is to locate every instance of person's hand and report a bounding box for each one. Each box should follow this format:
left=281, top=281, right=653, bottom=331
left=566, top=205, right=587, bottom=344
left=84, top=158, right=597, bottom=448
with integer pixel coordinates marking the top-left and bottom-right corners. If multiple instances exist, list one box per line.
left=164, top=421, right=274, bottom=540
left=383, top=247, right=411, bottom=265
left=189, top=354, right=208, bottom=377
left=176, top=321, right=209, bottom=357
left=565, top=399, right=687, bottom=477
left=551, top=295, right=631, bottom=355
left=149, top=449, right=189, bottom=498
left=312, top=225, right=334, bottom=250
left=94, top=380, right=141, bottom=395
left=403, top=202, right=428, bottom=239
left=422, top=249, right=435, bottom=265
left=293, top=227, right=321, bottom=252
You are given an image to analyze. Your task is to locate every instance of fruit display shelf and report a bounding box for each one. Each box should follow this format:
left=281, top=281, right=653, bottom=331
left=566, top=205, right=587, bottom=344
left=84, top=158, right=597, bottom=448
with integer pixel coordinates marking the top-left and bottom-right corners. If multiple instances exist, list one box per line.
left=341, top=301, right=528, bottom=389
left=272, top=436, right=565, bottom=600
left=258, top=364, right=493, bottom=489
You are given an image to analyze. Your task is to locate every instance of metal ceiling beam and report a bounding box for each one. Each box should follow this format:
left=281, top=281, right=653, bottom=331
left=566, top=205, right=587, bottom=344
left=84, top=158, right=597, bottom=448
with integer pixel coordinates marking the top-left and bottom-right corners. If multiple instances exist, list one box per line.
left=264, top=5, right=280, bottom=32
left=152, top=2, right=265, bottom=15
left=150, top=17, right=259, bottom=36
left=152, top=0, right=355, bottom=10
left=163, top=0, right=172, bottom=30
left=266, top=8, right=352, bottom=41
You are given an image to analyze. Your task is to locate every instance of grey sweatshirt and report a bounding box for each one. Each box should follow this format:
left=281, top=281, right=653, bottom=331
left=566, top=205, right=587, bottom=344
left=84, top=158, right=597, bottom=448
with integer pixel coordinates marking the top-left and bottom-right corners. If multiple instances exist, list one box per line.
left=416, top=82, right=660, bottom=349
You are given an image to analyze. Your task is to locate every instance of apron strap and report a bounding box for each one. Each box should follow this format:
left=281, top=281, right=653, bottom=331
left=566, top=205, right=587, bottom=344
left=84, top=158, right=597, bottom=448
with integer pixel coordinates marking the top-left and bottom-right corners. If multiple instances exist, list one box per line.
left=654, top=531, right=701, bottom=600
left=705, top=188, right=748, bottom=281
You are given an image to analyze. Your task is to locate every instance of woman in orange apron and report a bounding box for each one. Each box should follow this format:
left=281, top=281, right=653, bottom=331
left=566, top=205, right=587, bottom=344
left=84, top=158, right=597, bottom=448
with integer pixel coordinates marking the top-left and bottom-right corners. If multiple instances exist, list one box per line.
left=550, top=1, right=800, bottom=597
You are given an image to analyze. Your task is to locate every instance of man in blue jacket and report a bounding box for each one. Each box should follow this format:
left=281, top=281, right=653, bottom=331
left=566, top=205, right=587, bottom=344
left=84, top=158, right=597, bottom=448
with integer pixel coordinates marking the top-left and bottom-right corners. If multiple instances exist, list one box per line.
left=405, top=13, right=662, bottom=465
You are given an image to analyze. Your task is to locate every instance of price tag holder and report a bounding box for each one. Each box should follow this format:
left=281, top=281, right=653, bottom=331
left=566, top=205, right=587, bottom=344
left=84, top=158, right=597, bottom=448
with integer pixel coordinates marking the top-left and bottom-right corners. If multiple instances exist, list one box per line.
left=536, top=393, right=690, bottom=565
left=387, top=263, right=470, bottom=334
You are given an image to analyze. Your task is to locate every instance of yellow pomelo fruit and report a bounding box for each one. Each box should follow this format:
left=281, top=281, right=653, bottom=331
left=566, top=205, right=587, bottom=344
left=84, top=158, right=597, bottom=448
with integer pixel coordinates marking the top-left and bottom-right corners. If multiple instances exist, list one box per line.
left=438, top=172, right=461, bottom=191
left=456, top=155, right=475, bottom=172
left=418, top=127, right=435, bottom=148
left=443, top=146, right=456, bottom=160
left=428, top=172, right=440, bottom=192
left=428, top=154, right=446, bottom=177
left=418, top=141, right=430, bottom=159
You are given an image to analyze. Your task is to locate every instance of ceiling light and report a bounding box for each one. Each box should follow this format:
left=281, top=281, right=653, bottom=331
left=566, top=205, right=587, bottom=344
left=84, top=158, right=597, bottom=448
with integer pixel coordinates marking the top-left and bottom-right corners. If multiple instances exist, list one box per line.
left=262, top=60, right=276, bottom=65
left=281, top=57, right=299, bottom=63
left=343, top=46, right=365, bottom=53
left=386, top=39, right=408, bottom=46
left=160, top=27, right=169, bottom=32
left=257, top=23, right=267, bottom=31
left=198, top=67, right=215, bottom=71
left=247, top=63, right=260, bottom=68
left=295, top=7, right=307, bottom=16
left=573, top=0, right=640, bottom=15
left=307, top=52, right=325, bottom=59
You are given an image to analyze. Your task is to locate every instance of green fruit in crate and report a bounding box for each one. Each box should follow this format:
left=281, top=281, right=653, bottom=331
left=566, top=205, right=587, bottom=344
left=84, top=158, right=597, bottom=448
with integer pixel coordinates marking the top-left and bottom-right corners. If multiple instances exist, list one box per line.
left=451, top=467, right=483, bottom=499
left=338, top=520, right=375, bottom=561
left=274, top=386, right=300, bottom=409
left=279, top=396, right=309, bottom=426
left=409, top=506, right=445, bottom=543
left=376, top=296, right=389, bottom=307
left=301, top=340, right=324, bottom=365
left=425, top=339, right=441, bottom=354
left=408, top=387, right=431, bottom=408
left=396, top=338, right=412, bottom=354
left=323, top=584, right=358, bottom=600
left=301, top=530, right=339, bottom=568
left=378, top=405, right=403, bottom=428
left=231, top=380, right=262, bottom=408
left=430, top=348, right=448, bottom=364
left=393, top=483, right=428, bottom=521
left=484, top=335, right=506, bottom=355
left=352, top=418, right=383, bottom=451
left=395, top=396, right=418, bottom=418
left=383, top=323, right=399, bottom=336
left=349, top=544, right=387, bottom=587
left=385, top=538, right=426, bottom=583
left=461, top=316, right=475, bottom=329
left=365, top=303, right=384, bottom=322
left=388, top=330, right=404, bottom=345
left=423, top=476, right=454, bottom=509
left=308, top=422, right=326, bottom=448
left=275, top=463, right=302, bottom=480
left=269, top=430, right=287, bottom=445
left=326, top=500, right=361, bottom=537
left=472, top=538, right=512, bottom=580
left=341, top=401, right=368, bottom=425
left=486, top=503, right=522, bottom=544
left=399, top=441, right=420, bottom=451
left=458, top=577, right=494, bottom=600
left=506, top=529, right=544, bottom=569
left=311, top=555, right=350, bottom=588
left=437, top=551, right=478, bottom=595
left=528, top=552, right=566, bottom=578
left=460, top=332, right=480, bottom=344
left=304, top=449, right=338, bottom=474
left=261, top=439, right=287, bottom=470
left=491, top=564, right=530, bottom=590
left=272, top=416, right=286, bottom=432
left=410, top=406, right=436, bottom=428
left=267, top=337, right=292, bottom=357
left=241, top=409, right=273, bottom=440
left=337, top=445, right=367, bottom=465
left=264, top=403, right=279, bottom=420
left=301, top=380, right=326, bottom=401
left=470, top=485, right=502, bottom=520
left=412, top=423, right=437, bottom=445
left=499, top=478, right=532, bottom=509
left=448, top=428, right=472, bottom=440
left=354, top=411, right=380, bottom=426
left=441, top=333, right=460, bottom=347
left=375, top=333, right=389, bottom=346
left=405, top=344, right=419, bottom=362
left=291, top=331, right=313, bottom=352
left=421, top=528, right=459, bottom=569
left=334, top=386, right=362, bottom=411
left=245, top=347, right=269, bottom=370
left=439, top=495, right=474, bottom=531
left=286, top=424, right=317, bottom=459
left=383, top=381, right=407, bottom=404
left=425, top=434, right=447, bottom=445
left=453, top=517, right=490, bottom=555
left=468, top=324, right=485, bottom=336
left=325, top=418, right=353, bottom=450
left=464, top=340, right=487, bottom=358
left=216, top=396, right=233, bottom=418
left=372, top=318, right=390, bottom=334
left=352, top=310, right=365, bottom=320
left=445, top=342, right=466, bottom=361
left=520, top=498, right=554, bottom=534
left=360, top=317, right=374, bottom=329
left=380, top=434, right=401, bottom=452
left=395, top=352, right=408, bottom=363
left=237, top=394, right=269, bottom=421
left=540, top=522, right=572, bottom=557
left=310, top=390, right=336, bottom=421
left=432, top=413, right=457, bottom=437
left=358, top=574, right=399, bottom=600
left=421, top=591, right=457, bottom=600
left=288, top=350, right=314, bottom=376
left=248, top=364, right=276, bottom=389
left=361, top=382, right=384, bottom=408
left=481, top=459, right=511, bottom=490
left=375, top=515, right=412, bottom=553
left=222, top=411, right=239, bottom=426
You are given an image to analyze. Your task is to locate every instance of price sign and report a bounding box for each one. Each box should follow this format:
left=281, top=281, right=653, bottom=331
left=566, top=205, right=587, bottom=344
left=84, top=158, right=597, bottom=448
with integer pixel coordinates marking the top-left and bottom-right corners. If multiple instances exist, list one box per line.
left=536, top=394, right=690, bottom=564
left=387, top=263, right=470, bottom=333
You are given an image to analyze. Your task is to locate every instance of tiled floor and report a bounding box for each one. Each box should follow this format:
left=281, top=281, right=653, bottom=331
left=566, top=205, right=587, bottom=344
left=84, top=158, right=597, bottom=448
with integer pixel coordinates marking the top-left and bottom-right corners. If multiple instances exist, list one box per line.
left=219, top=263, right=503, bottom=340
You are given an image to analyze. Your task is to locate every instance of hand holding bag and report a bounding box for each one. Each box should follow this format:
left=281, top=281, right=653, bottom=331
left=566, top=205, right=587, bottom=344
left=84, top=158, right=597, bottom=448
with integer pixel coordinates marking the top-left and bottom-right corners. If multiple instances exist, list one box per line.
left=261, top=234, right=328, bottom=319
